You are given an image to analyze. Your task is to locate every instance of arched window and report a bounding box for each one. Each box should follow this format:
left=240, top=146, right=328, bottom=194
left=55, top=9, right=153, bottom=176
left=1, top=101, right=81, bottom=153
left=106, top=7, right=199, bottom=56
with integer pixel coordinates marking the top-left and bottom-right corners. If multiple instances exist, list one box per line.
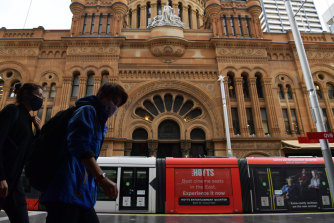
left=85, top=73, right=94, bottom=96
left=132, top=128, right=148, bottom=140
left=242, top=74, right=249, bottom=98
left=184, top=108, right=202, bottom=121
left=158, top=0, right=162, bottom=15
left=179, top=100, right=194, bottom=116
left=49, top=83, right=56, bottom=98
left=71, top=72, right=80, bottom=98
left=143, top=100, right=159, bottom=116
left=9, top=81, right=20, bottom=98
left=135, top=108, right=154, bottom=121
left=82, top=14, right=88, bottom=34
left=227, top=73, right=236, bottom=98
left=153, top=95, right=164, bottom=113
left=137, top=5, right=141, bottom=28
left=190, top=128, right=205, bottom=140
left=286, top=84, right=293, bottom=99
left=106, top=13, right=111, bottom=33
left=164, top=94, right=173, bottom=112
left=178, top=3, right=182, bottom=20
left=158, top=120, right=180, bottom=139
left=188, top=6, right=192, bottom=28
left=278, top=84, right=284, bottom=99
left=256, top=74, right=264, bottom=98
left=327, top=83, right=334, bottom=99
left=98, top=13, right=103, bottom=34
left=173, top=95, right=184, bottom=113
left=0, top=79, right=5, bottom=98
left=42, top=83, right=47, bottom=98
left=101, top=71, right=109, bottom=86
left=147, top=2, right=151, bottom=26
left=90, top=13, right=95, bottom=34
left=315, top=83, right=322, bottom=99
left=196, top=10, right=199, bottom=29
left=129, top=10, right=132, bottom=27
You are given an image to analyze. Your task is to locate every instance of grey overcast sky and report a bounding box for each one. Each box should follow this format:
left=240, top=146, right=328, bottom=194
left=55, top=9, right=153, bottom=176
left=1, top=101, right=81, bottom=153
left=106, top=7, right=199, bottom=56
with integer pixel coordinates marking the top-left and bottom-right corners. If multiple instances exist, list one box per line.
left=0, top=0, right=333, bottom=30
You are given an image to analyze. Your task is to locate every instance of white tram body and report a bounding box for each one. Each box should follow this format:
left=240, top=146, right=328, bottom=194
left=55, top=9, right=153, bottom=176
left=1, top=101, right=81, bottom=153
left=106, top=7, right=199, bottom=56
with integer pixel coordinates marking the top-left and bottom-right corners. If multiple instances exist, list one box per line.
left=95, top=157, right=157, bottom=213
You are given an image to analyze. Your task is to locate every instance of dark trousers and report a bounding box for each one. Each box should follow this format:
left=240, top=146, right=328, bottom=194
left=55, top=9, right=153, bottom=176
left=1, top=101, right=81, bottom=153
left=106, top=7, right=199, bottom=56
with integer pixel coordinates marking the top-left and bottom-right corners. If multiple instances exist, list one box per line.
left=0, top=182, right=29, bottom=223
left=45, top=202, right=99, bottom=223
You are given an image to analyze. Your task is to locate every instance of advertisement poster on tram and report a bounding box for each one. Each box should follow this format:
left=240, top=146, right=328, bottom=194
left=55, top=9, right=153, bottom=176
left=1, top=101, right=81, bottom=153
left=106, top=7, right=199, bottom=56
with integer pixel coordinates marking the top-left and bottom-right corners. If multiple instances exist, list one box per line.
left=252, top=167, right=332, bottom=211
left=174, top=168, right=233, bottom=206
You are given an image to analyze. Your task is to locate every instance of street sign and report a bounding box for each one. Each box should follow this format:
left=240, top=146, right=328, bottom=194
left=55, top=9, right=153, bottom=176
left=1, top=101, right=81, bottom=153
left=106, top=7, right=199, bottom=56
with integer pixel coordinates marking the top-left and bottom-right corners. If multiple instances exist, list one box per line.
left=307, top=132, right=334, bottom=140
left=297, top=136, right=319, bottom=143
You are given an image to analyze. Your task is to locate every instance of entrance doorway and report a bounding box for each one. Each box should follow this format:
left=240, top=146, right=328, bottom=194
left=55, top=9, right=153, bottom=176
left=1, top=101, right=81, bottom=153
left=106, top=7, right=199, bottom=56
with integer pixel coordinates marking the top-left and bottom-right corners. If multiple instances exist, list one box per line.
left=157, top=143, right=181, bottom=158
left=157, top=120, right=181, bottom=158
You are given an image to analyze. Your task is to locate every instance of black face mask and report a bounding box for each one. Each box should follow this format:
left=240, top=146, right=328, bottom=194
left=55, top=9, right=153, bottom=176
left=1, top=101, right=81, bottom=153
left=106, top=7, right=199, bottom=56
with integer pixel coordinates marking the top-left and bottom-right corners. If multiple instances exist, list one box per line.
left=30, top=95, right=43, bottom=111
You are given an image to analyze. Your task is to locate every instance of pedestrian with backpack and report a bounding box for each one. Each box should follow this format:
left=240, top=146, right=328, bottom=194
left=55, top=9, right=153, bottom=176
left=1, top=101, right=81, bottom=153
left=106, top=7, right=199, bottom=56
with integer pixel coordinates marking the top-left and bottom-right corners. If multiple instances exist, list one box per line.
left=40, top=83, right=128, bottom=223
left=0, top=83, right=43, bottom=223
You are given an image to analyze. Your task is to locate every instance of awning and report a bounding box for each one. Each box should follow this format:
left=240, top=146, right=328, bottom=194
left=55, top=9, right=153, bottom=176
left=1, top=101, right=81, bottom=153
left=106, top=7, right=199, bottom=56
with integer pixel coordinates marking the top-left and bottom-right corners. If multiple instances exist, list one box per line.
left=282, top=140, right=334, bottom=150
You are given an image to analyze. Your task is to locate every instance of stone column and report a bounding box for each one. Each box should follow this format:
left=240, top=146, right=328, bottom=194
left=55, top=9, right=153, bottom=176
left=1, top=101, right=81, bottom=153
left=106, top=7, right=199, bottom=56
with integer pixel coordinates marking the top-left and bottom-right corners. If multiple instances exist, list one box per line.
left=140, top=5, right=146, bottom=28
left=93, top=76, right=102, bottom=95
left=183, top=6, right=189, bottom=29
left=249, top=77, right=264, bottom=136
left=102, top=14, right=108, bottom=34
left=199, top=15, right=204, bottom=28
left=151, top=3, right=158, bottom=19
left=263, top=78, right=280, bottom=136
left=59, top=77, right=72, bottom=110
left=124, top=141, right=132, bottom=156
left=235, top=77, right=249, bottom=136
left=78, top=76, right=88, bottom=98
left=191, top=9, right=197, bottom=29
left=132, top=9, right=137, bottom=28
left=206, top=141, right=214, bottom=156
left=180, top=140, right=190, bottom=157
left=148, top=140, right=158, bottom=157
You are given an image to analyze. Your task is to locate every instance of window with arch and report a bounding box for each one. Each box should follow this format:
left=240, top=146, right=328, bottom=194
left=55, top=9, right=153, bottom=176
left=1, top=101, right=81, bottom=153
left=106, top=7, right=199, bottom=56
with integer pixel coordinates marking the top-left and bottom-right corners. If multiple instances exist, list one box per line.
left=158, top=120, right=180, bottom=139
left=190, top=128, right=205, bottom=140
left=132, top=128, right=148, bottom=140
left=230, top=15, right=235, bottom=36
left=101, top=71, right=109, bottom=86
left=86, top=73, right=94, bottom=96
left=227, top=73, right=236, bottom=98
left=71, top=72, right=80, bottom=98
left=256, top=74, right=264, bottom=98
left=315, top=83, right=322, bottom=99
left=82, top=14, right=88, bottom=34
left=98, top=13, right=103, bottom=34
left=178, top=3, right=182, bottom=20
left=9, top=81, right=20, bottom=98
left=146, top=2, right=151, bottom=26
left=286, top=85, right=293, bottom=99
left=196, top=10, right=199, bottom=29
left=231, top=108, right=240, bottom=135
left=188, top=6, right=192, bottom=28
left=137, top=5, right=141, bottom=28
left=158, top=0, right=162, bottom=15
left=49, top=83, right=56, bottom=98
left=135, top=94, right=202, bottom=122
left=0, top=79, right=4, bottom=98
left=327, top=83, right=334, bottom=99
left=129, top=10, right=132, bottom=27
left=242, top=74, right=249, bottom=98
left=42, top=83, right=47, bottom=98
left=278, top=84, right=284, bottom=99
left=90, top=13, right=95, bottom=34
left=223, top=16, right=228, bottom=35
left=106, top=13, right=111, bottom=33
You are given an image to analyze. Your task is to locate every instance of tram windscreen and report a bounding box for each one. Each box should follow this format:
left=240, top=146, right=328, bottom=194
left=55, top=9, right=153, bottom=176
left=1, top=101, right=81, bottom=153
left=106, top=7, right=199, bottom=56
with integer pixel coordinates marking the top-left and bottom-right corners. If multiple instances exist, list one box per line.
left=252, top=166, right=333, bottom=211
left=174, top=168, right=233, bottom=206
left=97, top=167, right=118, bottom=201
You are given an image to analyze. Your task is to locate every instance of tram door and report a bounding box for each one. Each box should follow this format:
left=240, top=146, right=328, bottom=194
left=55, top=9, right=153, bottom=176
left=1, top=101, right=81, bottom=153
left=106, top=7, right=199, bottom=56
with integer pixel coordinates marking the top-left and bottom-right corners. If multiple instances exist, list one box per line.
left=119, top=168, right=149, bottom=210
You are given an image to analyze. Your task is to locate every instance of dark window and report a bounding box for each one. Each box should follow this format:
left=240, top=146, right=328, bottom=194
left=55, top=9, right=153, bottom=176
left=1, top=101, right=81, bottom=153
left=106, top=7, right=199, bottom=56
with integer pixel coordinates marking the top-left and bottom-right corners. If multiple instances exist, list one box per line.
left=71, top=73, right=80, bottom=98
left=0, top=80, right=5, bottom=98
left=245, top=16, right=251, bottom=36
left=188, top=6, right=192, bottom=29
left=135, top=108, right=154, bottom=121
left=82, top=14, right=88, bottom=34
left=90, top=13, right=95, bottom=34
left=153, top=95, right=165, bottom=113
left=137, top=5, right=141, bottom=28
left=85, top=74, right=94, bottom=96
left=190, top=128, right=205, bottom=140
left=173, top=95, right=184, bottom=113
left=227, top=74, right=236, bottom=98
left=9, top=81, right=20, bottom=98
left=291, top=109, right=300, bottom=135
left=230, top=16, right=235, bottom=36
left=322, top=109, right=330, bottom=132
left=164, top=94, right=173, bottom=112
left=278, top=84, right=284, bottom=99
left=287, top=85, right=293, bottom=99
left=178, top=3, right=182, bottom=20
left=327, top=83, right=334, bottom=99
left=101, top=71, right=109, bottom=85
left=179, top=100, right=194, bottom=116
left=256, top=75, right=264, bottom=98
left=282, top=109, right=291, bottom=135
left=238, top=16, right=243, bottom=36
left=106, top=14, right=111, bottom=33
left=45, top=107, right=52, bottom=123
left=143, top=100, right=158, bottom=116
left=196, top=10, right=199, bottom=29
left=129, top=10, right=132, bottom=27
left=98, top=13, right=103, bottom=34
left=97, top=168, right=117, bottom=201
left=132, top=128, right=148, bottom=140
left=231, top=108, right=240, bottom=135
left=315, top=83, right=322, bottom=99
left=158, top=120, right=180, bottom=139
left=242, top=74, right=249, bottom=98
left=158, top=1, right=162, bottom=15
left=147, top=3, right=151, bottom=26
left=42, top=83, right=47, bottom=98
left=246, top=108, right=255, bottom=135
left=184, top=108, right=202, bottom=121
left=261, top=108, right=269, bottom=135
left=49, top=83, right=56, bottom=98
left=223, top=16, right=228, bottom=35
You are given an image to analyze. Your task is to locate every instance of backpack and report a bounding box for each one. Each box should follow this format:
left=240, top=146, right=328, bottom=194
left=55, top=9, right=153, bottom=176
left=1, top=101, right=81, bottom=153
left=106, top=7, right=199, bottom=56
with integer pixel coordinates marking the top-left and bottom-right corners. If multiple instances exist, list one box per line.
left=25, top=104, right=98, bottom=192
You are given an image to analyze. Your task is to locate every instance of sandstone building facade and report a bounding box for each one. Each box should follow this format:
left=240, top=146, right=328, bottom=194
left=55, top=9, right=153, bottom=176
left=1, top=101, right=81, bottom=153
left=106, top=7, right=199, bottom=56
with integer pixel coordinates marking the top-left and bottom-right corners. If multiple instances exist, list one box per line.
left=1, top=0, right=334, bottom=158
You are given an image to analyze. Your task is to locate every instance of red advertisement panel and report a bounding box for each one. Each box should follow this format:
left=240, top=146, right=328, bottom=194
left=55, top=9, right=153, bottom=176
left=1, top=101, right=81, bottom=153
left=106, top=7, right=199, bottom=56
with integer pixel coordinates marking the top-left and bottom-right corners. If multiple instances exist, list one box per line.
left=174, top=168, right=233, bottom=206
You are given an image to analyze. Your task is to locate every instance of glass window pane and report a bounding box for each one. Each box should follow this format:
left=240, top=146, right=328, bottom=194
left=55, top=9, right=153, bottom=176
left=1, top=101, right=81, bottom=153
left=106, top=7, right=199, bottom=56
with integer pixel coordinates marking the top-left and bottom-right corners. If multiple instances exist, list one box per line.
left=327, top=83, right=334, bottom=99
left=246, top=108, right=255, bottom=135
left=143, top=100, right=158, bottom=116
left=135, top=108, right=154, bottom=121
left=179, top=100, right=194, bottom=116
left=49, top=84, right=56, bottom=98
left=190, top=128, right=205, bottom=140
left=164, top=94, right=173, bottom=112
left=97, top=168, right=117, bottom=201
left=282, top=109, right=291, bottom=135
left=231, top=108, right=240, bottom=135
left=86, top=75, right=94, bottom=96
left=132, top=128, right=148, bottom=140
left=153, top=95, right=164, bottom=113
left=261, top=108, right=270, bottom=135
left=173, top=95, right=184, bottom=113
left=184, top=108, right=202, bottom=121
left=71, top=75, right=79, bottom=98
left=290, top=109, right=300, bottom=135
left=45, top=108, right=52, bottom=123
left=322, top=109, right=330, bottom=132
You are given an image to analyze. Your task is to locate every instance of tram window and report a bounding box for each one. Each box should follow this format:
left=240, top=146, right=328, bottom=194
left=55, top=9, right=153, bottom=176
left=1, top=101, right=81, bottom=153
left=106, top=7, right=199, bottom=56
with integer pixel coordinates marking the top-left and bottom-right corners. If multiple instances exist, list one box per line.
left=97, top=167, right=118, bottom=201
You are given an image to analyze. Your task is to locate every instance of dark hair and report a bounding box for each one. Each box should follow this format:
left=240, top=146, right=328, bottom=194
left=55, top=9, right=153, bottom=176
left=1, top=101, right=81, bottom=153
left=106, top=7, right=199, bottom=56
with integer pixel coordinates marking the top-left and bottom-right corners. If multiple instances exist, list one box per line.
left=97, top=83, right=128, bottom=107
left=15, top=83, right=42, bottom=104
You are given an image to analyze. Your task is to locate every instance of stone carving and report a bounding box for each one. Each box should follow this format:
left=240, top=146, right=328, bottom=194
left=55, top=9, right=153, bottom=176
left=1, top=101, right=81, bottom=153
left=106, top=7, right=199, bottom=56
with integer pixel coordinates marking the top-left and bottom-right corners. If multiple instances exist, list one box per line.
left=0, top=48, right=39, bottom=56
left=67, top=47, right=119, bottom=55
left=148, top=2, right=184, bottom=29
left=217, top=48, right=267, bottom=57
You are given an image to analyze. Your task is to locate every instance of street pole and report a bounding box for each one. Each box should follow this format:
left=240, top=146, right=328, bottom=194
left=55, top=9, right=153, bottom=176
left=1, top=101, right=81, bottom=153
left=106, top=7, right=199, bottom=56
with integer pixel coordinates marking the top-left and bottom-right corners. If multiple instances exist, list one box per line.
left=285, top=0, right=334, bottom=199
left=218, top=75, right=233, bottom=157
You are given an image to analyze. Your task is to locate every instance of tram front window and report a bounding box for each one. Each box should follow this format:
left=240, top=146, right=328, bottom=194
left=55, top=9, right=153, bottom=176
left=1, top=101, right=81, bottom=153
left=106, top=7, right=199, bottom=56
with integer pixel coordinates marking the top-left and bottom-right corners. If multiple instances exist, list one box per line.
left=97, top=167, right=118, bottom=201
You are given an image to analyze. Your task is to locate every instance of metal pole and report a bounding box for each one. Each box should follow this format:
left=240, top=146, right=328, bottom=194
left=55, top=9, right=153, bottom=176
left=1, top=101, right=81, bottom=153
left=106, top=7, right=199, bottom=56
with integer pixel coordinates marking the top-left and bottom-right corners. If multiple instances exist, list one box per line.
left=218, top=75, right=233, bottom=157
left=285, top=0, right=334, bottom=200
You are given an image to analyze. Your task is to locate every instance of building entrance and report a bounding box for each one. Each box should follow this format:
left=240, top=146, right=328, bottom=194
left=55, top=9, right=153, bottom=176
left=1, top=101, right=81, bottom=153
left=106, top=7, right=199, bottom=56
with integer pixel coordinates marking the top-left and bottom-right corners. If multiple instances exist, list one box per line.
left=157, top=143, right=181, bottom=158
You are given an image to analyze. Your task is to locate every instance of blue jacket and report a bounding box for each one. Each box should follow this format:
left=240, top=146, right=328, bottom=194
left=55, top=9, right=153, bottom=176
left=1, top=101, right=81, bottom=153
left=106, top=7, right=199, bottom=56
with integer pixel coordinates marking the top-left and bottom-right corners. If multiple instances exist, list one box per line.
left=40, top=95, right=109, bottom=209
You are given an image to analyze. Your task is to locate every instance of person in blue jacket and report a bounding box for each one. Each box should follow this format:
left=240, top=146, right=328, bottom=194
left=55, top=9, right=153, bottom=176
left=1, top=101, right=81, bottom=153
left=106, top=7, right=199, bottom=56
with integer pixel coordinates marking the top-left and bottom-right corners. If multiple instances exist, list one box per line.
left=40, top=83, right=128, bottom=223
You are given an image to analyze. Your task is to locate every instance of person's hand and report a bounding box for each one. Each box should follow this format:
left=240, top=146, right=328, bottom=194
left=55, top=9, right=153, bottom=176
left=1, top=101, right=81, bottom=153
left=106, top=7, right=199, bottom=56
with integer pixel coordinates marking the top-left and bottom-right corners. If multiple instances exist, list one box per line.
left=32, top=116, right=41, bottom=131
left=99, top=178, right=118, bottom=199
left=0, top=180, right=8, bottom=198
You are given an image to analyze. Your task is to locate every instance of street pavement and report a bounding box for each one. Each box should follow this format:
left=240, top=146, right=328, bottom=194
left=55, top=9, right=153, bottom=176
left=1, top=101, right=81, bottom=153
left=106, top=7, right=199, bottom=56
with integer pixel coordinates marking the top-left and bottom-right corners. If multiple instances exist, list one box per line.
left=1, top=211, right=334, bottom=223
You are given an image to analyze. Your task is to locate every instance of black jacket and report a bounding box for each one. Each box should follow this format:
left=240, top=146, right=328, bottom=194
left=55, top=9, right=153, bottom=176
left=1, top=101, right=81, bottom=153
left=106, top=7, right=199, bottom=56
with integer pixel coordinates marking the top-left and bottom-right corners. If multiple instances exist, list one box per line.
left=0, top=104, right=35, bottom=193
